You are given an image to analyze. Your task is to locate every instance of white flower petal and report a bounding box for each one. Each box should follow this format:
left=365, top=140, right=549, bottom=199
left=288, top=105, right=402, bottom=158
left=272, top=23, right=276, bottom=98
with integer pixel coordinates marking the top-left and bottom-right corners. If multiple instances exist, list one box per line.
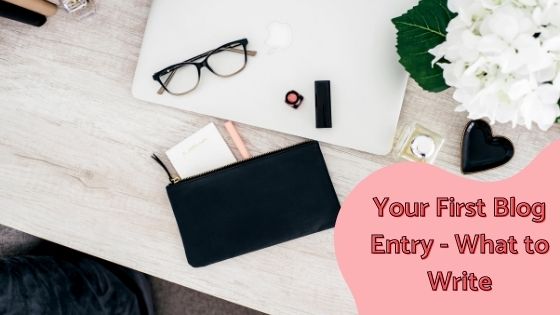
left=547, top=6, right=560, bottom=27
left=536, top=84, right=560, bottom=104
left=428, top=44, right=446, bottom=66
left=487, top=8, right=521, bottom=42
left=534, top=65, right=558, bottom=83
left=554, top=72, right=560, bottom=89
left=543, top=35, right=560, bottom=51
left=519, top=0, right=538, bottom=6
left=478, top=35, right=508, bottom=55
left=447, top=0, right=470, bottom=13
left=481, top=0, right=501, bottom=10
left=508, top=79, right=533, bottom=100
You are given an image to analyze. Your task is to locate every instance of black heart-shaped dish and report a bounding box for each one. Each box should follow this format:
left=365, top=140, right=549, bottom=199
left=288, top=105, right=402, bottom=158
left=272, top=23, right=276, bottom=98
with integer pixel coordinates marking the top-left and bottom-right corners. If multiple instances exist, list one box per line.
left=461, top=120, right=514, bottom=174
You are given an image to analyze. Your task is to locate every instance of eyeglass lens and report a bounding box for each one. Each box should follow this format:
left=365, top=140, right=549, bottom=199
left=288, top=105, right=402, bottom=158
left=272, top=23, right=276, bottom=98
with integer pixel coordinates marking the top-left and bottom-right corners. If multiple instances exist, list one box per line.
left=159, top=64, right=200, bottom=95
left=207, top=43, right=247, bottom=77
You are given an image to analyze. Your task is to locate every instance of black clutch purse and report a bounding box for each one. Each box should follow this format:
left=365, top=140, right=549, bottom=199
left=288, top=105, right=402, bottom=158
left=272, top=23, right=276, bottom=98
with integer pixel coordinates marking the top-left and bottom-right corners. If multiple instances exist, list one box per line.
left=153, top=141, right=340, bottom=267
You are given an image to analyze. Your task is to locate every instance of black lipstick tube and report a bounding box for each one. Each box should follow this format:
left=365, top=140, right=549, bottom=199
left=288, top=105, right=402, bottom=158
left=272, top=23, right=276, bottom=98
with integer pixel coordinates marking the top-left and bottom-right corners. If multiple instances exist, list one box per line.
left=315, top=80, right=332, bottom=128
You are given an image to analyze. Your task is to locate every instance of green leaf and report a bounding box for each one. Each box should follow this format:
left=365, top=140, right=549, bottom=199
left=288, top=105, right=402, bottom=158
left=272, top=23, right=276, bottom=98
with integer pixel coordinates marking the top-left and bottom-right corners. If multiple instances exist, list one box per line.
left=392, top=0, right=457, bottom=92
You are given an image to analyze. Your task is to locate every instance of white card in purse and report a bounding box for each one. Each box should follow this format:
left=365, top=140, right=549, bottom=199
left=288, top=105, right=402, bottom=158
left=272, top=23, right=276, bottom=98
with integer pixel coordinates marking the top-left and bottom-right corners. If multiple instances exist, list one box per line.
left=166, top=123, right=237, bottom=178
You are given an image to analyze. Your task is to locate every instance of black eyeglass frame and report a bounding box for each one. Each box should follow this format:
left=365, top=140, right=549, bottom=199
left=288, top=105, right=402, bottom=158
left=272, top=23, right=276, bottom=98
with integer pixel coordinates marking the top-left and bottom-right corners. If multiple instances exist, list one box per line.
left=152, top=38, right=256, bottom=95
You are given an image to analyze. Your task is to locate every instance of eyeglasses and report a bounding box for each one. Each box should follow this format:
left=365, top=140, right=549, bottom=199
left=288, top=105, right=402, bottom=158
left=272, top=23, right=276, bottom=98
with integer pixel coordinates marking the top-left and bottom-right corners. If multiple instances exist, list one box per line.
left=152, top=38, right=257, bottom=95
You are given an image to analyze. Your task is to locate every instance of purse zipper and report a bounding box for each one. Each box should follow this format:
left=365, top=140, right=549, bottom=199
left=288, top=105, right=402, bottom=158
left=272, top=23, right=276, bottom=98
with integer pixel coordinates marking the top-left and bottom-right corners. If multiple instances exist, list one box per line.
left=152, top=140, right=314, bottom=185
left=151, top=154, right=181, bottom=184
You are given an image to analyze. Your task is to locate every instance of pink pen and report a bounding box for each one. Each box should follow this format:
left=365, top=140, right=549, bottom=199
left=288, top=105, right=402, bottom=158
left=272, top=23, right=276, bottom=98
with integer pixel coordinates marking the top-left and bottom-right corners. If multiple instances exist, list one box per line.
left=224, top=121, right=251, bottom=160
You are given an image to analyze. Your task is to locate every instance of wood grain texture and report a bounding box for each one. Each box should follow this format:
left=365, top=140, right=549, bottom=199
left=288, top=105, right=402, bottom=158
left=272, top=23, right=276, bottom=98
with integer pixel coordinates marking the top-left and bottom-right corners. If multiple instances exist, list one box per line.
left=1, top=2, right=559, bottom=314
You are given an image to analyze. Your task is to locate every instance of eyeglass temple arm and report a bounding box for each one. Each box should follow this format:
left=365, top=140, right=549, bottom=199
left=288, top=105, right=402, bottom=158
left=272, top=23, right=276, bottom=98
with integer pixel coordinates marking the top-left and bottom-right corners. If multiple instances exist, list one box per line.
left=224, top=47, right=257, bottom=56
left=157, top=48, right=257, bottom=95
left=157, top=70, right=177, bottom=95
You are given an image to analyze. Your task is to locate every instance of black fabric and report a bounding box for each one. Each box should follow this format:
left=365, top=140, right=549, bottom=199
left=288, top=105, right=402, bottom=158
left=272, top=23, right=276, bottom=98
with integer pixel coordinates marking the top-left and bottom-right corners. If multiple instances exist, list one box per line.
left=0, top=255, right=153, bottom=315
left=167, top=141, right=340, bottom=267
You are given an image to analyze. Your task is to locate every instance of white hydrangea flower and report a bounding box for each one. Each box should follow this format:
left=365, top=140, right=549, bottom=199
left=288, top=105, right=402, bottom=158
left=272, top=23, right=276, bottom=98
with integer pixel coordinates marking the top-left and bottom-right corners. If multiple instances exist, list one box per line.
left=429, top=0, right=560, bottom=130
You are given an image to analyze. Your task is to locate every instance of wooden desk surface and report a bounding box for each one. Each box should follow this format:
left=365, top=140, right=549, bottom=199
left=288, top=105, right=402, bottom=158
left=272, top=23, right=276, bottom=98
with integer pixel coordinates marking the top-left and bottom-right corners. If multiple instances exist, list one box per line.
left=1, top=2, right=559, bottom=314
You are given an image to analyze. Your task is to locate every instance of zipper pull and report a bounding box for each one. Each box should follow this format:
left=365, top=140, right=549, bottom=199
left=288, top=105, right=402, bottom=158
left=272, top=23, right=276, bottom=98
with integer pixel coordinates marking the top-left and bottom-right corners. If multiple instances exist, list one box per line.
left=151, top=154, right=180, bottom=184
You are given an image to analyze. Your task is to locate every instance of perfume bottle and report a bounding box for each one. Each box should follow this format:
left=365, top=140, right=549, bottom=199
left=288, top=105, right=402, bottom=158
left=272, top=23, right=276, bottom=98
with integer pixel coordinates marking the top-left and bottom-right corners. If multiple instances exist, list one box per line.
left=60, top=0, right=96, bottom=19
left=393, top=123, right=444, bottom=164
